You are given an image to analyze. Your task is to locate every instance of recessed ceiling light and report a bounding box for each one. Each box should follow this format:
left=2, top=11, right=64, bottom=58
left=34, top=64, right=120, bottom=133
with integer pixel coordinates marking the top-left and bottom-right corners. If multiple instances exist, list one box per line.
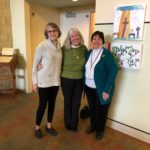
left=72, top=0, right=78, bottom=2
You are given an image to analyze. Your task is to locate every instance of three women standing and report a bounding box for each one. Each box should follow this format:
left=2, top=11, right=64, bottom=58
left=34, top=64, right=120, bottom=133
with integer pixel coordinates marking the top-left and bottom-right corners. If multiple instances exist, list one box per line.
left=32, top=23, right=118, bottom=141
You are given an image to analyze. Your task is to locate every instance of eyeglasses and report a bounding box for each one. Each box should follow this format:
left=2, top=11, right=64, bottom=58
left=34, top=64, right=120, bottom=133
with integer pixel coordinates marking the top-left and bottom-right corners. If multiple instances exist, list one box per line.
left=47, top=29, right=58, bottom=33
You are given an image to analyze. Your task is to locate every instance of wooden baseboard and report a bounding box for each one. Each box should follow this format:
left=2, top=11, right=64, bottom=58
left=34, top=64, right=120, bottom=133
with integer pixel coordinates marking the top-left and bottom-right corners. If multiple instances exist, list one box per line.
left=107, top=119, right=150, bottom=144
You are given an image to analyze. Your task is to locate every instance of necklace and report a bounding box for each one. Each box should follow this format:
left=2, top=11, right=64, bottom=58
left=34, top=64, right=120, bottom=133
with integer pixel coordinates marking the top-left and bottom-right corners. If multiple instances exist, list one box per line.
left=73, top=48, right=80, bottom=59
left=90, top=49, right=102, bottom=68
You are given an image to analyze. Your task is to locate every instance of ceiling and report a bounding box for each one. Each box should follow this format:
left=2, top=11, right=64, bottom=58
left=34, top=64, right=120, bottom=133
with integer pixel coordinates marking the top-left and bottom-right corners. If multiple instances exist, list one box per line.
left=27, top=0, right=95, bottom=8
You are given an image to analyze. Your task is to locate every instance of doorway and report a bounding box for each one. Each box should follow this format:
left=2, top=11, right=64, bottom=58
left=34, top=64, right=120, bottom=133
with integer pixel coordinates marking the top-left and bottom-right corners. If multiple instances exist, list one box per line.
left=60, top=11, right=92, bottom=48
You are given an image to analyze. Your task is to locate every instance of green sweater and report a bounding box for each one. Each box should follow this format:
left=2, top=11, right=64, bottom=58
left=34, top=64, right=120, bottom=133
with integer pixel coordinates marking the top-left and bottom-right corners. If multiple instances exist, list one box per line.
left=61, top=45, right=87, bottom=79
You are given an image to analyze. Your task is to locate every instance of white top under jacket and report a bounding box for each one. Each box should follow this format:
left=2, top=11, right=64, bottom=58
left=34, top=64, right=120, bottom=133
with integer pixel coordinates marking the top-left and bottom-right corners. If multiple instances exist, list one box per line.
left=32, top=39, right=62, bottom=87
left=85, top=48, right=103, bottom=88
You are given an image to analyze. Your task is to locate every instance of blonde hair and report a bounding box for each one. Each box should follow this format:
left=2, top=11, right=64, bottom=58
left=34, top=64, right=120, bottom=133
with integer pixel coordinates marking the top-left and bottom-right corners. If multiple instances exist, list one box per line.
left=63, top=28, right=84, bottom=49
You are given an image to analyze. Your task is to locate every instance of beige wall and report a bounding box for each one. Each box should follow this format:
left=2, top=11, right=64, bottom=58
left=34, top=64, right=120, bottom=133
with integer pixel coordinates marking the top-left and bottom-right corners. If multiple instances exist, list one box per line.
left=60, top=4, right=95, bottom=12
left=95, top=0, right=150, bottom=143
left=30, top=3, right=60, bottom=65
left=24, top=1, right=32, bottom=93
left=10, top=0, right=33, bottom=93
left=60, top=4, right=95, bottom=47
left=95, top=0, right=150, bottom=23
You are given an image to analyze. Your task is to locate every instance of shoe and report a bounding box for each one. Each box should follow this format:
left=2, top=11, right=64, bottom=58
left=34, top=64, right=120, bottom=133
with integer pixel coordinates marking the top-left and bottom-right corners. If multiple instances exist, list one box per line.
left=66, top=125, right=77, bottom=132
left=65, top=125, right=72, bottom=130
left=70, top=126, right=77, bottom=132
left=85, top=126, right=95, bottom=134
left=46, top=126, right=58, bottom=136
left=96, top=132, right=104, bottom=140
left=35, top=129, right=43, bottom=139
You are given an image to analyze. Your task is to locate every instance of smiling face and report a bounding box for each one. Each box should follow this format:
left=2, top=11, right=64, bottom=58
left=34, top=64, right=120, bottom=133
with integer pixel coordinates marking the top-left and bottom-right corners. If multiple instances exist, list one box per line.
left=92, top=35, right=103, bottom=49
left=69, top=31, right=81, bottom=46
left=46, top=25, right=59, bottom=42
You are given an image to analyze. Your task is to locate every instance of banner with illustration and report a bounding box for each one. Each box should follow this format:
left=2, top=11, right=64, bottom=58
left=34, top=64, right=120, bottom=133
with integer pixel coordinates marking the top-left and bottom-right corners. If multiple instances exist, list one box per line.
left=113, top=5, right=145, bottom=41
left=111, top=42, right=142, bottom=70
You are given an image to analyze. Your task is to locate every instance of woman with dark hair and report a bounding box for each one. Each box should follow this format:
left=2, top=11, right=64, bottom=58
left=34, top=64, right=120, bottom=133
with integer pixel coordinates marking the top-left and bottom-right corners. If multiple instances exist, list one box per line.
left=84, top=31, right=118, bottom=140
left=32, top=22, right=62, bottom=139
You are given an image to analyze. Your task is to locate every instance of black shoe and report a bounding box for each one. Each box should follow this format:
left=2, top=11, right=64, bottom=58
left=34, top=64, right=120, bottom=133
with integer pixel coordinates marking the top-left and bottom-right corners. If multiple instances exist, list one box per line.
left=96, top=132, right=104, bottom=140
left=70, top=126, right=77, bottom=132
left=65, top=125, right=72, bottom=130
left=85, top=126, right=95, bottom=134
left=35, top=129, right=43, bottom=139
left=66, top=125, right=77, bottom=132
left=46, top=126, right=58, bottom=136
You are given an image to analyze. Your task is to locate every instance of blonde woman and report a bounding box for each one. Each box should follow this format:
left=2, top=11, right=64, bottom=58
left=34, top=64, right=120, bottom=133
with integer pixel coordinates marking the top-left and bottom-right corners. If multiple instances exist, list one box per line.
left=61, top=28, right=87, bottom=131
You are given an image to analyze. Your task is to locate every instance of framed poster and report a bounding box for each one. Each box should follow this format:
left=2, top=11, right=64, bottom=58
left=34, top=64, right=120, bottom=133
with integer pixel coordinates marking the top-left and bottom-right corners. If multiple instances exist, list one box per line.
left=111, top=42, right=142, bottom=70
left=113, top=5, right=146, bottom=41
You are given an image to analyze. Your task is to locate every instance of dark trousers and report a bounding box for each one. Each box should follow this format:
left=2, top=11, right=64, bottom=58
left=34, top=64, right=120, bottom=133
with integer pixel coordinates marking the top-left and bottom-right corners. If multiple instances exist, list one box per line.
left=61, top=77, right=83, bottom=128
left=36, top=86, right=59, bottom=126
left=85, top=85, right=110, bottom=133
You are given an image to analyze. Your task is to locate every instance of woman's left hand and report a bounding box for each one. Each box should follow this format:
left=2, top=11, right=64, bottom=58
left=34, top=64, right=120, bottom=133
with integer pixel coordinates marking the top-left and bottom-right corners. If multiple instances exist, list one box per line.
left=37, top=63, right=43, bottom=71
left=102, top=92, right=109, bottom=101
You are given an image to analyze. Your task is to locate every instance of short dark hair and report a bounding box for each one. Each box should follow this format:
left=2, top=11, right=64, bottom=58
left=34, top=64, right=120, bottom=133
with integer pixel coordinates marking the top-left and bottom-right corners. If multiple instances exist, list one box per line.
left=91, top=31, right=105, bottom=44
left=44, top=22, right=61, bottom=39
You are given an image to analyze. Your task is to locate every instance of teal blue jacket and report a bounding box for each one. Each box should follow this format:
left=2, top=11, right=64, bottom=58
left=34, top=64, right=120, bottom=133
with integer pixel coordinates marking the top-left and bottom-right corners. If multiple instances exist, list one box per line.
left=85, top=47, right=118, bottom=105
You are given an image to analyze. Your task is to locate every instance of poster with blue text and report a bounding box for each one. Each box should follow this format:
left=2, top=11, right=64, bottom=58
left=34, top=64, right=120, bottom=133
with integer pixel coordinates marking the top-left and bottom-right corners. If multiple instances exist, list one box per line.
left=111, top=42, right=142, bottom=70
left=113, top=5, right=145, bottom=40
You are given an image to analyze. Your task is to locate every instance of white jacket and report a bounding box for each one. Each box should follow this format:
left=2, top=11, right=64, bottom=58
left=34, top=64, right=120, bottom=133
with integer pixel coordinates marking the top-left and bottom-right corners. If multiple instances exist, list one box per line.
left=32, top=39, right=62, bottom=87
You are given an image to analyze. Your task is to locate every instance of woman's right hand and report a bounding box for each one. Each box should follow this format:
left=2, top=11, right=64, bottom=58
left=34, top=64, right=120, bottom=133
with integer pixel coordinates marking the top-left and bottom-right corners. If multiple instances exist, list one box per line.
left=102, top=92, right=109, bottom=101
left=33, top=83, right=38, bottom=92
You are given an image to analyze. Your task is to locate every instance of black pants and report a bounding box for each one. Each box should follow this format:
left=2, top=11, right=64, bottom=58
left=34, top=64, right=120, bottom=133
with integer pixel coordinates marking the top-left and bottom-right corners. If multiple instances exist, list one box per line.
left=36, top=86, right=59, bottom=126
left=85, top=85, right=110, bottom=133
left=61, top=77, right=83, bottom=128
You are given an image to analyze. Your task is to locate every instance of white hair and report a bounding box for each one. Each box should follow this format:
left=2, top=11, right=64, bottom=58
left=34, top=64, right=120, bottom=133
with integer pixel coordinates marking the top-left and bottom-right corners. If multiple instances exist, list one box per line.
left=63, top=28, right=84, bottom=49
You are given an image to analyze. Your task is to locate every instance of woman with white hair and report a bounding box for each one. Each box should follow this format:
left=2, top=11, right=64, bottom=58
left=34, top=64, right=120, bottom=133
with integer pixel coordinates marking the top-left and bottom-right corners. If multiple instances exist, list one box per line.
left=61, top=28, right=87, bottom=131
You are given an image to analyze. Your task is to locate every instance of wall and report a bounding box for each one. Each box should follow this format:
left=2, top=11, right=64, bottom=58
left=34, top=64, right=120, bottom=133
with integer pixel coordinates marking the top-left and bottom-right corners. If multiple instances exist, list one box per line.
left=24, top=1, right=32, bottom=93
left=0, top=0, right=13, bottom=90
left=10, top=0, right=28, bottom=92
left=60, top=4, right=95, bottom=12
left=0, top=0, right=13, bottom=50
left=60, top=4, right=95, bottom=47
left=95, top=0, right=150, bottom=143
left=60, top=12, right=90, bottom=48
left=30, top=3, right=60, bottom=66
left=10, top=0, right=34, bottom=93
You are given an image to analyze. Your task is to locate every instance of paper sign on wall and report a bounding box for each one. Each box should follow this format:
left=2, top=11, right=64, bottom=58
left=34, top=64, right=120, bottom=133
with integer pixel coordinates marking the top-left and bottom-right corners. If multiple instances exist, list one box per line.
left=111, top=42, right=142, bottom=70
left=113, top=5, right=146, bottom=41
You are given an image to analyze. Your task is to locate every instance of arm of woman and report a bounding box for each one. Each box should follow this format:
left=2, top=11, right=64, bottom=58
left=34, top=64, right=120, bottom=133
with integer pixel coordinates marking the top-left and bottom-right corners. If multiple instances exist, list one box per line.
left=103, top=51, right=118, bottom=94
left=32, top=46, right=43, bottom=91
